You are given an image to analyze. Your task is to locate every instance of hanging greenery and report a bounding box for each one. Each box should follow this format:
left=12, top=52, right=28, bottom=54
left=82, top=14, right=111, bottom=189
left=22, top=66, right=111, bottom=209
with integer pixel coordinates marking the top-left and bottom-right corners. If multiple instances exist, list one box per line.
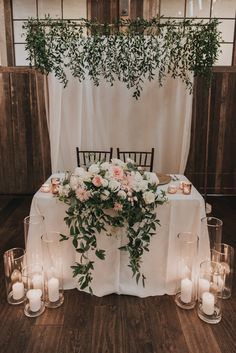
left=23, top=17, right=221, bottom=99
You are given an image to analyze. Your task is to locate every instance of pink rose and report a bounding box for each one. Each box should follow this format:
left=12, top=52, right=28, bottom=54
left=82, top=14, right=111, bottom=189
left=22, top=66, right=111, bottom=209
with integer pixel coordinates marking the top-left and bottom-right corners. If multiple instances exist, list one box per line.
left=92, top=175, right=103, bottom=187
left=112, top=166, right=124, bottom=180
left=76, top=188, right=91, bottom=202
left=114, top=202, right=123, bottom=211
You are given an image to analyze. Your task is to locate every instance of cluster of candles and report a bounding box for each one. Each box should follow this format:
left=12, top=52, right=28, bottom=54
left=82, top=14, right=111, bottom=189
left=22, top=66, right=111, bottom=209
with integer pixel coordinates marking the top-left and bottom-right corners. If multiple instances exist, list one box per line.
left=40, top=177, right=60, bottom=194
left=167, top=181, right=192, bottom=195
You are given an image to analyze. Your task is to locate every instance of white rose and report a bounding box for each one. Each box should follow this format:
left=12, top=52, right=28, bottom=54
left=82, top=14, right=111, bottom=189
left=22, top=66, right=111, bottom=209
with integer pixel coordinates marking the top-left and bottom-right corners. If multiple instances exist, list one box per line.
left=117, top=190, right=127, bottom=199
left=101, top=189, right=110, bottom=200
left=145, top=172, right=159, bottom=185
left=139, top=180, right=149, bottom=192
left=134, top=171, right=143, bottom=182
left=70, top=175, right=79, bottom=190
left=100, top=162, right=110, bottom=171
left=88, top=164, right=100, bottom=175
left=109, top=179, right=121, bottom=192
left=143, top=191, right=155, bottom=204
left=102, top=178, right=109, bottom=187
left=74, top=167, right=85, bottom=177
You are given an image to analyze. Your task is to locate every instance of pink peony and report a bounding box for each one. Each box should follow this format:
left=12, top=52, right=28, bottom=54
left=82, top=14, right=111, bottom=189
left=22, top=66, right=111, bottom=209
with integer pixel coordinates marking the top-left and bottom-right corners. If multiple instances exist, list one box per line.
left=112, top=166, right=124, bottom=180
left=76, top=188, right=91, bottom=202
left=92, top=175, right=103, bottom=187
left=114, top=202, right=123, bottom=211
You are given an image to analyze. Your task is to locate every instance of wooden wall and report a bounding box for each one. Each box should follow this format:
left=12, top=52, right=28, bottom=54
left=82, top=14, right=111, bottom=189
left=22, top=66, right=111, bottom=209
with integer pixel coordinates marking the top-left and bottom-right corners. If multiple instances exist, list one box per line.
left=185, top=68, right=236, bottom=195
left=0, top=67, right=51, bottom=194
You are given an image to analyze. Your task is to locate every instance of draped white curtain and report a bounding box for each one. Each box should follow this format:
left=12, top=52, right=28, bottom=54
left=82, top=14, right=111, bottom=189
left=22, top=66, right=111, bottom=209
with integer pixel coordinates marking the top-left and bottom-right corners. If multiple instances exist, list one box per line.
left=47, top=70, right=193, bottom=174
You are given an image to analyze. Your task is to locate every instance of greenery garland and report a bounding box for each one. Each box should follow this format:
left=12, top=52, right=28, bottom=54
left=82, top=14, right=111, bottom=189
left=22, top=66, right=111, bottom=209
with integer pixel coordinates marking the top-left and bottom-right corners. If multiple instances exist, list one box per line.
left=23, top=17, right=221, bottom=98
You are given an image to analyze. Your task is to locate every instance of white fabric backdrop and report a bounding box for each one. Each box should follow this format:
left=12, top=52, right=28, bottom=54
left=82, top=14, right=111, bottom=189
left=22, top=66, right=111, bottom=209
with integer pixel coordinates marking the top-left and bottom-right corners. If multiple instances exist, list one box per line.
left=47, top=70, right=193, bottom=174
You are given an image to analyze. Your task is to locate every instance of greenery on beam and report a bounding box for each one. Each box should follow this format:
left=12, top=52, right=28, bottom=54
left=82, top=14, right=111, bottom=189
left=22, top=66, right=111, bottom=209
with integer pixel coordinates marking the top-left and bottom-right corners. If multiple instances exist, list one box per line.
left=23, top=17, right=221, bottom=99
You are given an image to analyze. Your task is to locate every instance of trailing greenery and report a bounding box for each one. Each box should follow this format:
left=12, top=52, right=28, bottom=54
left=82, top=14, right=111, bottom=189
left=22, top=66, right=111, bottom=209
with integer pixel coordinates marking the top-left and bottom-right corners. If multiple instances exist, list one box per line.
left=23, top=16, right=221, bottom=98
left=56, top=160, right=167, bottom=293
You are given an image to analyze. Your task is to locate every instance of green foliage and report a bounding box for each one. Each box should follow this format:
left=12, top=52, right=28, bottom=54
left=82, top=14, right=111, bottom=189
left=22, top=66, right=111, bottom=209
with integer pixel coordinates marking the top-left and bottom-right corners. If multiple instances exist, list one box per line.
left=23, top=16, right=221, bottom=99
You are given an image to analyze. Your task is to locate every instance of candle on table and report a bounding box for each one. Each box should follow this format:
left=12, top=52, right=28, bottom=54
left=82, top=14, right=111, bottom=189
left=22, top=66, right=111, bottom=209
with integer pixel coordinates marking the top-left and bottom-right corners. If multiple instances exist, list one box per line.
left=12, top=281, right=24, bottom=300
left=48, top=277, right=60, bottom=302
left=183, top=182, right=192, bottom=195
left=198, top=278, right=210, bottom=298
left=202, top=292, right=215, bottom=315
left=167, top=184, right=177, bottom=194
left=27, top=289, right=42, bottom=312
left=32, top=274, right=43, bottom=290
left=180, top=278, right=193, bottom=303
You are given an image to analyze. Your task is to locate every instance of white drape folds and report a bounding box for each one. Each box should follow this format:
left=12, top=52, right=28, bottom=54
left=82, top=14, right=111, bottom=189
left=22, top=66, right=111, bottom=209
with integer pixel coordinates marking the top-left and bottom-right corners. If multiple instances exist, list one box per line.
left=47, top=70, right=193, bottom=174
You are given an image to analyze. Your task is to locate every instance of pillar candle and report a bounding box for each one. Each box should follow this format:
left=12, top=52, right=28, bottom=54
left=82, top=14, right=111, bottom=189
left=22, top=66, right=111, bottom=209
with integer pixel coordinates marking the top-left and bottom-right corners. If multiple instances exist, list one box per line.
left=198, top=278, right=210, bottom=298
left=12, top=281, right=24, bottom=300
left=27, top=289, right=42, bottom=312
left=32, top=274, right=43, bottom=290
left=202, top=292, right=215, bottom=315
left=48, top=277, right=60, bottom=302
left=180, top=278, right=193, bottom=303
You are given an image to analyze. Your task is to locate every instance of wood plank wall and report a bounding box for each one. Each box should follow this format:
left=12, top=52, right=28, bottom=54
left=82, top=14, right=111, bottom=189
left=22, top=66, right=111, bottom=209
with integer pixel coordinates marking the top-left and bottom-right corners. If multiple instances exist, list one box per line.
left=185, top=68, right=236, bottom=195
left=0, top=67, right=51, bottom=194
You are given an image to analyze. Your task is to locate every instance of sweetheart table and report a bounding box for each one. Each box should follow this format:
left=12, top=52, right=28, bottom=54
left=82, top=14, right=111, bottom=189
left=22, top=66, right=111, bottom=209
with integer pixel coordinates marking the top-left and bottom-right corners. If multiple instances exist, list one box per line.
left=27, top=174, right=209, bottom=297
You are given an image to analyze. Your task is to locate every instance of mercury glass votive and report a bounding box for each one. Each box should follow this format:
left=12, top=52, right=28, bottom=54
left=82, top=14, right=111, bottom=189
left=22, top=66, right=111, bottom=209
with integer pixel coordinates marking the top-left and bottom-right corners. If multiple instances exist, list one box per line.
left=175, top=232, right=199, bottom=310
left=3, top=248, right=26, bottom=305
left=51, top=178, right=60, bottom=194
left=41, top=232, right=64, bottom=308
left=182, top=182, right=192, bottom=195
left=197, top=261, right=224, bottom=324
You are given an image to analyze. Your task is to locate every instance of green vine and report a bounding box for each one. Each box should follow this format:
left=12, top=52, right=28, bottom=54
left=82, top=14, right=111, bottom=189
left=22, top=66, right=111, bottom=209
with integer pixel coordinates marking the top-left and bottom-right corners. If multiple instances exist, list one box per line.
left=23, top=17, right=221, bottom=98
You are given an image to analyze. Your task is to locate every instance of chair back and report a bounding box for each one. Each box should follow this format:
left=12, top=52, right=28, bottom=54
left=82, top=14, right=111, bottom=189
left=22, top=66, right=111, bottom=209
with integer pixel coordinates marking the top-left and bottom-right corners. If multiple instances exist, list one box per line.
left=76, top=148, right=113, bottom=168
left=117, top=148, right=154, bottom=172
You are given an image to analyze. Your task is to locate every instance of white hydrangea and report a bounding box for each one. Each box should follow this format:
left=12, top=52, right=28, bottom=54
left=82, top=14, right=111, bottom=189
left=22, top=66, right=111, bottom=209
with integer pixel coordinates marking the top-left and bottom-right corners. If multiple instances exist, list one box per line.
left=74, top=167, right=85, bottom=177
left=58, top=184, right=71, bottom=197
left=70, top=175, right=80, bottom=190
left=111, top=158, right=126, bottom=167
left=143, top=190, right=155, bottom=204
left=100, top=162, right=110, bottom=171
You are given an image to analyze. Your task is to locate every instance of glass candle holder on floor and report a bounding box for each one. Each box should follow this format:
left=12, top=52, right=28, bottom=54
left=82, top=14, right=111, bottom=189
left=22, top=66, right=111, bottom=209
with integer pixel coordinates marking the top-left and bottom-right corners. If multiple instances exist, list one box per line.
left=23, top=264, right=45, bottom=317
left=42, top=232, right=64, bottom=308
left=201, top=217, right=223, bottom=251
left=24, top=214, right=45, bottom=266
left=197, top=261, right=224, bottom=324
left=175, top=232, right=199, bottom=310
left=3, top=248, right=26, bottom=305
left=211, top=243, right=234, bottom=299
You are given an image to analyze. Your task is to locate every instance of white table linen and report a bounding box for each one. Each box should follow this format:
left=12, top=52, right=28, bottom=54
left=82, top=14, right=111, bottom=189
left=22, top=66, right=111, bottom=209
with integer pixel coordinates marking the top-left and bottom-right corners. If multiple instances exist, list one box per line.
left=28, top=174, right=209, bottom=297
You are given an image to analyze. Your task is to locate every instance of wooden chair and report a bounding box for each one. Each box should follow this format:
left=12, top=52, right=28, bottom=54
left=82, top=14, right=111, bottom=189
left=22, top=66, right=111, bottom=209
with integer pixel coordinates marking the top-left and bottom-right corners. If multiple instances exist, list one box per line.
left=76, top=148, right=113, bottom=168
left=117, top=148, right=154, bottom=172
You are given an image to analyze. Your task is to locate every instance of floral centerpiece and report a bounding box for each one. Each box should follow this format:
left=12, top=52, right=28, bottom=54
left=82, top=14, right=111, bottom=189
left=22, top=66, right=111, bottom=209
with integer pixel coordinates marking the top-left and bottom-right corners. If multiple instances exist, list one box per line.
left=57, top=159, right=167, bottom=293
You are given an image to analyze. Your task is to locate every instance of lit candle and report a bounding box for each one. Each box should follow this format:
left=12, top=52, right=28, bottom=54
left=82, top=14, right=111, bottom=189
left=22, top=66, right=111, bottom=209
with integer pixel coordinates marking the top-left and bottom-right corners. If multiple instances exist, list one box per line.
left=183, top=182, right=192, bottom=195
left=179, top=181, right=185, bottom=190
left=198, top=278, right=210, bottom=298
left=181, top=278, right=193, bottom=303
left=48, top=277, right=60, bottom=302
left=202, top=292, right=215, bottom=315
left=12, top=281, right=24, bottom=300
left=32, top=274, right=43, bottom=290
left=167, top=184, right=177, bottom=194
left=27, top=289, right=42, bottom=312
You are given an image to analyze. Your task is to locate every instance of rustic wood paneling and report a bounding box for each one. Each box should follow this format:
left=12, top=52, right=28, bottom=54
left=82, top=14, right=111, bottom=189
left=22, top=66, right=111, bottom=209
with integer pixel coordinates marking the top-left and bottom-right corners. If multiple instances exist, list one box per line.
left=0, top=68, right=51, bottom=194
left=185, top=68, right=236, bottom=194
left=3, top=0, right=14, bottom=66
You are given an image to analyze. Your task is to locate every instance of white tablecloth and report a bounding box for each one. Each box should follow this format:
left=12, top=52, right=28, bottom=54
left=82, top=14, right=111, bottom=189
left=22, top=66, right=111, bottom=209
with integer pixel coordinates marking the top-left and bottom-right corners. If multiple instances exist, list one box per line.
left=28, top=174, right=209, bottom=297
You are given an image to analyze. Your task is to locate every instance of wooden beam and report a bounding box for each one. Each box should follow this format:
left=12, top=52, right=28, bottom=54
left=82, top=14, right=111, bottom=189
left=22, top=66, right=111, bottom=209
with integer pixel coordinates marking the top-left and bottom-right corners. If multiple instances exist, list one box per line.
left=3, top=0, right=14, bottom=66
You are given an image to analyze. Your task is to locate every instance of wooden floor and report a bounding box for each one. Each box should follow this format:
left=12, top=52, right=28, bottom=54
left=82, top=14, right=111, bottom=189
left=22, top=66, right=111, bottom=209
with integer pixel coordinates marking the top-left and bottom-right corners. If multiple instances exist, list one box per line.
left=0, top=195, right=235, bottom=353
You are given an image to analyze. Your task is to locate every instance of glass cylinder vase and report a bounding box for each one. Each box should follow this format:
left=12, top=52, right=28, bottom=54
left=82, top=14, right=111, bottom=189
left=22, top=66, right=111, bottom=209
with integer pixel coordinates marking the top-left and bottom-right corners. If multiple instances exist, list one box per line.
left=197, top=261, right=224, bottom=324
left=201, top=217, right=223, bottom=251
left=24, top=214, right=45, bottom=265
left=41, top=232, right=64, bottom=308
left=3, top=248, right=26, bottom=305
left=211, top=243, right=234, bottom=299
left=175, top=232, right=199, bottom=310
left=22, top=264, right=45, bottom=317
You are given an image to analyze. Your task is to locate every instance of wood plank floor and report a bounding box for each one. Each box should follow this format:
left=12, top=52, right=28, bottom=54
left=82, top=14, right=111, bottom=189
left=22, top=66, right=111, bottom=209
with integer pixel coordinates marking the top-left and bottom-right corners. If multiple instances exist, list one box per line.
left=0, top=196, right=235, bottom=353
